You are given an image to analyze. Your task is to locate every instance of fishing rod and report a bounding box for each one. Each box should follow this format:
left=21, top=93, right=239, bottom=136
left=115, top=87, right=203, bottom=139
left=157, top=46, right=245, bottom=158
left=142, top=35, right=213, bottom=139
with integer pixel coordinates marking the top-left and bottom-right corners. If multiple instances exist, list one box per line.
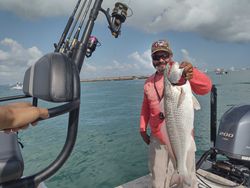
left=54, top=0, right=82, bottom=52
left=63, top=0, right=88, bottom=53
left=73, top=0, right=130, bottom=71
left=68, top=0, right=93, bottom=57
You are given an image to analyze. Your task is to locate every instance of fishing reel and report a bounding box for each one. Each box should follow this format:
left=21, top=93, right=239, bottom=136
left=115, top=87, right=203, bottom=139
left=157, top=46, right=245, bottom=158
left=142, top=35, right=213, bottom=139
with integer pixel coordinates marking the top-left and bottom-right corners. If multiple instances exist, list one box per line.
left=101, top=2, right=132, bottom=38
left=86, top=36, right=101, bottom=58
left=111, top=2, right=128, bottom=37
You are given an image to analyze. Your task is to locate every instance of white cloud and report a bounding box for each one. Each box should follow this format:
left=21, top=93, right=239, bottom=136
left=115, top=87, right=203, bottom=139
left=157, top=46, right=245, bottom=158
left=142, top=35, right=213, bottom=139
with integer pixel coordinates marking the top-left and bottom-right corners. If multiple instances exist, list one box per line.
left=180, top=48, right=207, bottom=70
left=3, top=0, right=247, bottom=42
left=0, top=38, right=209, bottom=83
left=80, top=51, right=154, bottom=79
left=181, top=49, right=196, bottom=64
left=81, top=49, right=207, bottom=78
left=0, top=0, right=73, bottom=18
left=123, top=0, right=250, bottom=42
left=84, top=48, right=208, bottom=78
left=83, top=63, right=97, bottom=72
left=0, top=38, right=43, bottom=84
left=128, top=50, right=153, bottom=70
left=0, top=50, right=9, bottom=61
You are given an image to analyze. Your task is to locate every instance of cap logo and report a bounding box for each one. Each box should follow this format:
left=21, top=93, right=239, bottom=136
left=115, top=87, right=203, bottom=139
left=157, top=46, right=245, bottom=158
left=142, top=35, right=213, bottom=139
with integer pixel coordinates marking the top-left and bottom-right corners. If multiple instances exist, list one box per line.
left=152, top=40, right=167, bottom=48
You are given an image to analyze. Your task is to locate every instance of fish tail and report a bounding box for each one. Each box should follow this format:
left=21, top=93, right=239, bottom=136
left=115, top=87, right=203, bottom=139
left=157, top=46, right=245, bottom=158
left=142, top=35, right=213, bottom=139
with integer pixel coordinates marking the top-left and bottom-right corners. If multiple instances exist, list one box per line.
left=169, top=170, right=181, bottom=188
left=183, top=173, right=192, bottom=187
left=169, top=171, right=192, bottom=188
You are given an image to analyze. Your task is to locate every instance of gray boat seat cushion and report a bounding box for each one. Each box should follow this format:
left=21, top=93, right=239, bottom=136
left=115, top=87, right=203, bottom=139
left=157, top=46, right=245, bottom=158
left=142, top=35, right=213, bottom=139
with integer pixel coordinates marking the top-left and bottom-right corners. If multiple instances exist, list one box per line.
left=23, top=52, right=80, bottom=102
left=0, top=132, right=24, bottom=183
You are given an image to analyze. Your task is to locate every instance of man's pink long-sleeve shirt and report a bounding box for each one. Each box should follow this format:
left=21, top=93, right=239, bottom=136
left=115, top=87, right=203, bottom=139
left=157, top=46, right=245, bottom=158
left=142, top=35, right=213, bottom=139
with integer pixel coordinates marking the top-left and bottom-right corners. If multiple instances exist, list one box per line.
left=139, top=68, right=212, bottom=138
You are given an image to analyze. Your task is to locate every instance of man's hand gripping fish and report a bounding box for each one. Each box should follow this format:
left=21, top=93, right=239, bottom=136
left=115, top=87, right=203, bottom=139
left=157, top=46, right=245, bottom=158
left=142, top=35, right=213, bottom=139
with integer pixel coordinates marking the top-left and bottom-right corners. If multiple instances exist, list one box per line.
left=161, top=62, right=200, bottom=186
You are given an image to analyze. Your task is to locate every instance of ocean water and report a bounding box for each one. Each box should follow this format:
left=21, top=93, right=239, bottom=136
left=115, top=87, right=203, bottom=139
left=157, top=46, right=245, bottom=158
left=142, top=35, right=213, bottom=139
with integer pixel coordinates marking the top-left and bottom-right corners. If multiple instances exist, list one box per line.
left=1, top=70, right=250, bottom=188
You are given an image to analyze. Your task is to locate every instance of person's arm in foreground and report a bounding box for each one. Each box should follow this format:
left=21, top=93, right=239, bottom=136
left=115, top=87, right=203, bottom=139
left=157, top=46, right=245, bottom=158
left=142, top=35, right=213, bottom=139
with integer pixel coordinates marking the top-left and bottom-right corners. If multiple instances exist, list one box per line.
left=0, top=102, right=49, bottom=131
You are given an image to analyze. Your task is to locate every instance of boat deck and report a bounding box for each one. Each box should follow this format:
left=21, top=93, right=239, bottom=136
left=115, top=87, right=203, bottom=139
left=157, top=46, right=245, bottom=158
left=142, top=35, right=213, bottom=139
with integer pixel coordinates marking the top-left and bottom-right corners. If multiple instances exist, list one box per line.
left=116, top=169, right=246, bottom=188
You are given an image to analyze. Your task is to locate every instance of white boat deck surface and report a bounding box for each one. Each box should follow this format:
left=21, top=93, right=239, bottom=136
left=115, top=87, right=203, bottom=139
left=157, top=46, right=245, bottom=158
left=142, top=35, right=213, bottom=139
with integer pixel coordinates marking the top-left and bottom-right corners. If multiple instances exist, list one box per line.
left=116, top=169, right=246, bottom=188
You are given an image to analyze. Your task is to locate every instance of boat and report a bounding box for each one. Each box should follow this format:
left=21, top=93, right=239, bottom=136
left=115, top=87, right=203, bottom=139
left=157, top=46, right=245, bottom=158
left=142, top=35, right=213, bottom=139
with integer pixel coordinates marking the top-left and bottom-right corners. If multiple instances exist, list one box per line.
left=117, top=85, right=250, bottom=188
left=214, top=68, right=228, bottom=75
left=116, top=170, right=246, bottom=188
left=10, top=82, right=23, bottom=90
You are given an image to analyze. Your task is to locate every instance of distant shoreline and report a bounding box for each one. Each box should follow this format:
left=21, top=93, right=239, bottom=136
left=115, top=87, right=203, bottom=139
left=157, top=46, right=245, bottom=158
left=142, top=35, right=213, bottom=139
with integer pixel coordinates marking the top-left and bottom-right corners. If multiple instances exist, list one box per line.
left=81, top=75, right=149, bottom=82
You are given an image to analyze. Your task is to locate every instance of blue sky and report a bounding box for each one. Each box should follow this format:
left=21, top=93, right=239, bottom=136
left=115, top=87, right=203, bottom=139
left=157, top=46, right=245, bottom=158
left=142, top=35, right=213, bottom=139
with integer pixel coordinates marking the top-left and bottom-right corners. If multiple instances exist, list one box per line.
left=0, top=0, right=250, bottom=84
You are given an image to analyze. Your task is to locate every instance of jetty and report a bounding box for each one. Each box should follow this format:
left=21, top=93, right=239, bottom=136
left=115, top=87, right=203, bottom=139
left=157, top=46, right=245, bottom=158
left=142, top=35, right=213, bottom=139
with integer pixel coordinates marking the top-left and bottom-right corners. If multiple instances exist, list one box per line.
left=81, top=75, right=149, bottom=82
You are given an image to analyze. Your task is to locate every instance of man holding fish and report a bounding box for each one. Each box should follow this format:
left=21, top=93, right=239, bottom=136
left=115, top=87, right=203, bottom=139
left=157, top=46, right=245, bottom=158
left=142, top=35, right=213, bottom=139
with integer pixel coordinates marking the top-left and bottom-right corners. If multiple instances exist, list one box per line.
left=139, top=39, right=212, bottom=188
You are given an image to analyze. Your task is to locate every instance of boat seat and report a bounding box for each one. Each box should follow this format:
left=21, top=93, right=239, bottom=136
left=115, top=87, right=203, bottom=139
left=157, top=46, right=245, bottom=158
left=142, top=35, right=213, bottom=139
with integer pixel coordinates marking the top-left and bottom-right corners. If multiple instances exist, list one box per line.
left=0, top=132, right=24, bottom=183
left=23, top=52, right=80, bottom=102
left=0, top=52, right=80, bottom=184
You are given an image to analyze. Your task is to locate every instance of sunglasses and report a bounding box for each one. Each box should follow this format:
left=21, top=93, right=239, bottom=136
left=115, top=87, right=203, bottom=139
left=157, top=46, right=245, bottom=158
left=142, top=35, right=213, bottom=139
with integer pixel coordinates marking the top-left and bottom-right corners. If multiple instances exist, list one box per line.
left=152, top=53, right=170, bottom=61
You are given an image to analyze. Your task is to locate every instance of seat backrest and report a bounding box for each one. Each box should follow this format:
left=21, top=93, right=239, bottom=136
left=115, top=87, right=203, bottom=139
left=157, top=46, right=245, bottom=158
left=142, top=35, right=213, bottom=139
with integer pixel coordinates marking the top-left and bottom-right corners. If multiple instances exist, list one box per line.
left=23, top=52, right=80, bottom=102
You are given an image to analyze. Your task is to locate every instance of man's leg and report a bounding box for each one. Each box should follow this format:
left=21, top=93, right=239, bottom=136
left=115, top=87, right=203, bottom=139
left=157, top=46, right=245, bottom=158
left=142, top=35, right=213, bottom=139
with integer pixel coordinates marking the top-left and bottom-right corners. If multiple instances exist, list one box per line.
left=148, top=136, right=169, bottom=188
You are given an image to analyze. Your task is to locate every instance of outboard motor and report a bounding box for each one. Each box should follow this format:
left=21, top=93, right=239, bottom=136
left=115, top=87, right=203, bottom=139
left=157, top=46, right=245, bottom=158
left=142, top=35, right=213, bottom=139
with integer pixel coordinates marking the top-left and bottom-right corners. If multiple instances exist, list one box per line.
left=215, top=104, right=250, bottom=167
left=196, top=86, right=250, bottom=186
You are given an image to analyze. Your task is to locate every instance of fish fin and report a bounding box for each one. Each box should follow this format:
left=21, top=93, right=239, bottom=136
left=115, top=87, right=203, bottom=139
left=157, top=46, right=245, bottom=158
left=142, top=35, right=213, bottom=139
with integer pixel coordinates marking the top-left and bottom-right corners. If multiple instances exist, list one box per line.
left=170, top=154, right=191, bottom=187
left=177, top=88, right=185, bottom=108
left=163, top=144, right=177, bottom=169
left=164, top=66, right=171, bottom=86
left=170, top=153, right=177, bottom=170
left=192, top=95, right=201, bottom=110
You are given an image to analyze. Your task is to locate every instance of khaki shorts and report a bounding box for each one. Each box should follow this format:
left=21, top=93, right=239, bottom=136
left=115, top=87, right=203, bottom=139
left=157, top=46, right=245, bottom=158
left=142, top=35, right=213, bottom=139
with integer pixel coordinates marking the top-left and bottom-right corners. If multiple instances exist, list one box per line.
left=148, top=136, right=198, bottom=188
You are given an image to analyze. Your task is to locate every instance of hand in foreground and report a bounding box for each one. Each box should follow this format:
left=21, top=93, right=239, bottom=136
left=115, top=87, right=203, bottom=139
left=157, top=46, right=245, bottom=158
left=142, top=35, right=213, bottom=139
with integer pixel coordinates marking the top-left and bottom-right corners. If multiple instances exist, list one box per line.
left=179, top=61, right=193, bottom=80
left=140, top=131, right=150, bottom=145
left=0, top=102, right=49, bottom=132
